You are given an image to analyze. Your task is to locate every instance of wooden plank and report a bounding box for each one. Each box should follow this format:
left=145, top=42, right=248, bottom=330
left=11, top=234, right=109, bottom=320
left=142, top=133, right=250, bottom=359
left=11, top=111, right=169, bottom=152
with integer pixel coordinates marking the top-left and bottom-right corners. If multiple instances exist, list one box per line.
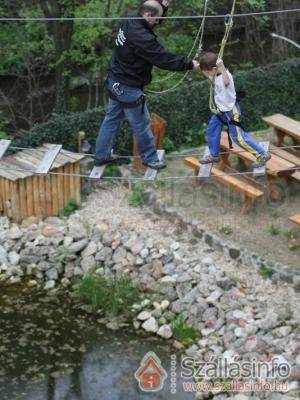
left=220, top=131, right=294, bottom=177
left=270, top=145, right=300, bottom=166
left=69, top=163, right=76, bottom=201
left=0, top=177, right=3, bottom=211
left=36, top=144, right=62, bottom=175
left=289, top=214, right=300, bottom=227
left=89, top=164, right=106, bottom=180
left=50, top=172, right=59, bottom=216
left=253, top=141, right=270, bottom=177
left=44, top=174, right=52, bottom=217
left=0, top=140, right=11, bottom=159
left=73, top=163, right=81, bottom=205
left=25, top=177, right=34, bottom=218
left=143, top=150, right=165, bottom=181
left=18, top=179, right=28, bottom=221
left=184, top=157, right=264, bottom=199
left=198, top=147, right=213, bottom=178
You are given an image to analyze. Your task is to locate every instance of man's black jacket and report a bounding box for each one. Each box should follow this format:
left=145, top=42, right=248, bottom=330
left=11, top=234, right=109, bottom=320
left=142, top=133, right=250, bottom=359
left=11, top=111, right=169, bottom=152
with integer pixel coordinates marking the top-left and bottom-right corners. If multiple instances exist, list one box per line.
left=108, top=13, right=194, bottom=89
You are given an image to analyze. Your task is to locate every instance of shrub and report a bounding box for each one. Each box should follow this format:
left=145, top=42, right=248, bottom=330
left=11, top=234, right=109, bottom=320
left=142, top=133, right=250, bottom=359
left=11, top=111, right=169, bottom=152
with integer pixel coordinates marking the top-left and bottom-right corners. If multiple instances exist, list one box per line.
left=259, top=265, right=274, bottom=279
left=11, top=58, right=300, bottom=155
left=128, top=182, right=146, bottom=207
left=79, top=274, right=141, bottom=317
left=59, top=197, right=80, bottom=218
left=171, top=315, right=198, bottom=345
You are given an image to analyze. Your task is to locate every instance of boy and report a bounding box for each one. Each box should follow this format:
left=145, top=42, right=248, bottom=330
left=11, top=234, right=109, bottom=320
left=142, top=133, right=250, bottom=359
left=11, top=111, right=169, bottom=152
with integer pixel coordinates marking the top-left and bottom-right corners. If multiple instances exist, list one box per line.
left=199, top=52, right=271, bottom=168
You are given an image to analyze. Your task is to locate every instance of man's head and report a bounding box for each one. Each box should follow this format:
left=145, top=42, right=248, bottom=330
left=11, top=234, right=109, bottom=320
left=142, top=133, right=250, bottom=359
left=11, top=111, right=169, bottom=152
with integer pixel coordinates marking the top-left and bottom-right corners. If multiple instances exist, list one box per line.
left=200, top=52, right=218, bottom=77
left=139, top=0, right=164, bottom=28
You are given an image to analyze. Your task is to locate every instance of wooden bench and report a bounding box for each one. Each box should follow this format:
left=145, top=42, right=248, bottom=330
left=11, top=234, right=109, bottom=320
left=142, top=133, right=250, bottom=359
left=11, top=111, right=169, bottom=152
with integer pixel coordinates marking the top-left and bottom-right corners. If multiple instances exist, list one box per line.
left=289, top=214, right=300, bottom=228
left=270, top=145, right=300, bottom=182
left=262, top=114, right=300, bottom=147
left=184, top=157, right=264, bottom=213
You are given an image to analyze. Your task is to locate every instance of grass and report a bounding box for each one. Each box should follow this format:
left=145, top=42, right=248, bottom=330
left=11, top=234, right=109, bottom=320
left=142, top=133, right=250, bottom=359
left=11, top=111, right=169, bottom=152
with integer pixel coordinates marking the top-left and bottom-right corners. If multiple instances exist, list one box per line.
left=259, top=265, right=274, bottom=279
left=171, top=315, right=199, bottom=345
left=49, top=246, right=71, bottom=266
left=104, top=165, right=119, bottom=177
left=271, top=210, right=280, bottom=219
left=268, top=224, right=280, bottom=236
left=59, top=197, right=80, bottom=218
left=128, top=182, right=146, bottom=207
left=218, top=224, right=233, bottom=235
left=79, top=274, right=141, bottom=317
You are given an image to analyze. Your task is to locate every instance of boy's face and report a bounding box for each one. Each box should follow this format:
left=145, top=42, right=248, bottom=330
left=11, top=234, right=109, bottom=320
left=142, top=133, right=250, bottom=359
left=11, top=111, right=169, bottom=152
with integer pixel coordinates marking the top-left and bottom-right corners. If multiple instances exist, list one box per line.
left=201, top=67, right=217, bottom=78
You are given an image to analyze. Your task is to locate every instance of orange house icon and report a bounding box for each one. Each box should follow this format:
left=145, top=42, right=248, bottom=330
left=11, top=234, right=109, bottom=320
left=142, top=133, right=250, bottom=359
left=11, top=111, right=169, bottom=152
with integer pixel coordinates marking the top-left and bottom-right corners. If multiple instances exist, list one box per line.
left=135, top=351, right=168, bottom=392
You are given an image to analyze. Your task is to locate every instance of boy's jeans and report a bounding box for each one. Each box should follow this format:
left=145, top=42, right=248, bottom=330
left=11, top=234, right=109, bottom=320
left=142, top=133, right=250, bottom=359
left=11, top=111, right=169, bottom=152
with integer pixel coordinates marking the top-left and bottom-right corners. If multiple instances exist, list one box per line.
left=95, top=77, right=158, bottom=163
left=206, top=102, right=266, bottom=157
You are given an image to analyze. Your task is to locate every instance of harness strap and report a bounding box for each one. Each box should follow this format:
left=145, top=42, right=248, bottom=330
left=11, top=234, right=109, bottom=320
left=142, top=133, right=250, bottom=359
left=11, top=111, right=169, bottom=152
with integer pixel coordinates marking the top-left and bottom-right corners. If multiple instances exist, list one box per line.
left=106, top=86, right=146, bottom=113
left=217, top=115, right=245, bottom=150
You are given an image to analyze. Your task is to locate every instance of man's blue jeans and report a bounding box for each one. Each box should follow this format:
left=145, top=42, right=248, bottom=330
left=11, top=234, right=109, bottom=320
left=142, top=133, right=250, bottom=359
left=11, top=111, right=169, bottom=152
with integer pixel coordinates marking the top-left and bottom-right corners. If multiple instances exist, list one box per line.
left=95, top=77, right=158, bottom=163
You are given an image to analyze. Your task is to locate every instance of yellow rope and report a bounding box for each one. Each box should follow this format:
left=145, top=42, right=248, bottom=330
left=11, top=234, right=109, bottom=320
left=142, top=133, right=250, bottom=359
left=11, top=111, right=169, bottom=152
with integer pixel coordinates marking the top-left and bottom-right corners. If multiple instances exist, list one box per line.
left=209, top=0, right=237, bottom=115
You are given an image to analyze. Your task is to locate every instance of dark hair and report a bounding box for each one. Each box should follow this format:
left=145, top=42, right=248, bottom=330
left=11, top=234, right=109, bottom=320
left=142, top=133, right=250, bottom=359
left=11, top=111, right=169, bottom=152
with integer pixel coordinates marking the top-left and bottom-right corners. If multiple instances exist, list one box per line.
left=200, top=52, right=218, bottom=71
left=139, top=3, right=160, bottom=16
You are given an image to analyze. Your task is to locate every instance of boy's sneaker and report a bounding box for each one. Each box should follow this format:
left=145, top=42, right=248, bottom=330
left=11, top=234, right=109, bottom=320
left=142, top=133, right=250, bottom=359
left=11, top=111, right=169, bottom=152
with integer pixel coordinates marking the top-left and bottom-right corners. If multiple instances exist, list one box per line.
left=142, top=160, right=166, bottom=170
left=253, top=152, right=272, bottom=169
left=199, top=155, right=221, bottom=164
left=93, top=155, right=119, bottom=167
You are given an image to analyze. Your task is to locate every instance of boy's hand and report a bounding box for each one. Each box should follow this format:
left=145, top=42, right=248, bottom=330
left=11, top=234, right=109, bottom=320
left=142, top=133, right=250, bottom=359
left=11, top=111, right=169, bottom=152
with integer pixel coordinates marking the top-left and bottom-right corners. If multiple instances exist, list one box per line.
left=161, top=0, right=173, bottom=6
left=216, top=58, right=225, bottom=69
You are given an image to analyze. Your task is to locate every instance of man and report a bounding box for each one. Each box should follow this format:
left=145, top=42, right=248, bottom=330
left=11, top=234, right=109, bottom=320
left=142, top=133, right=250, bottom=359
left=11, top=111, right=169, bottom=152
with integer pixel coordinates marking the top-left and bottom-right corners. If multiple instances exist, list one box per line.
left=94, top=0, right=200, bottom=170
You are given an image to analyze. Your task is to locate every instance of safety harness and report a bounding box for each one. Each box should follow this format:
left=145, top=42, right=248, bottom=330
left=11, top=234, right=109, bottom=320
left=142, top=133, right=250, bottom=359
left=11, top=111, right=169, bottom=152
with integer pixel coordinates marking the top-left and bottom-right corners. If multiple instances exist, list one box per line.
left=106, top=81, right=146, bottom=113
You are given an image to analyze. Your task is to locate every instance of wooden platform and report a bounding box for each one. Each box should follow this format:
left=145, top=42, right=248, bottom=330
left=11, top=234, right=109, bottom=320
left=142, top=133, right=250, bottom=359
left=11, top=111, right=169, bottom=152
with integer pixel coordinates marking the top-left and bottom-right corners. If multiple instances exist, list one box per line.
left=289, top=214, right=300, bottom=228
left=184, top=157, right=264, bottom=213
left=262, top=114, right=300, bottom=146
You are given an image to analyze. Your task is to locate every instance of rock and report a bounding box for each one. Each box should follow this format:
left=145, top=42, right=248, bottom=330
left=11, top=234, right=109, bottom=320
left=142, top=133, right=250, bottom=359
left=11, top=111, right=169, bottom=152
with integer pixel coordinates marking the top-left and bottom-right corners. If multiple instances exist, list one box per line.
left=27, top=279, right=38, bottom=288
left=95, top=247, right=113, bottom=262
left=201, top=256, right=214, bottom=267
left=81, top=256, right=96, bottom=273
left=176, top=272, right=192, bottom=283
left=140, top=299, right=151, bottom=308
left=216, top=277, right=234, bottom=291
left=229, top=247, right=240, bottom=260
left=296, top=354, right=300, bottom=367
left=141, top=317, right=158, bottom=333
left=201, top=328, right=215, bottom=336
left=81, top=242, right=98, bottom=258
left=162, top=263, right=176, bottom=275
left=206, top=289, right=222, bottom=304
left=157, top=324, right=173, bottom=339
left=44, top=280, right=55, bottom=290
left=130, top=241, right=144, bottom=255
left=8, top=225, right=23, bottom=240
left=38, top=261, right=52, bottom=272
left=68, top=239, right=88, bottom=254
left=233, top=395, right=249, bottom=400
left=137, top=311, right=152, bottom=321
left=272, top=326, right=292, bottom=338
left=68, top=219, right=88, bottom=240
left=42, top=225, right=62, bottom=237
left=245, top=335, right=258, bottom=352
left=21, top=216, right=39, bottom=228
left=61, top=277, right=71, bottom=287
left=160, top=276, right=176, bottom=286
left=138, top=248, right=148, bottom=260
left=74, top=267, right=84, bottom=276
left=8, top=252, right=20, bottom=266
left=161, top=300, right=170, bottom=310
left=46, top=267, right=59, bottom=281
left=170, top=242, right=180, bottom=251
left=0, top=246, right=8, bottom=264
left=113, top=247, right=127, bottom=263
left=185, top=344, right=199, bottom=357
left=152, top=259, right=163, bottom=279
left=64, top=236, right=73, bottom=247
left=8, top=276, right=21, bottom=284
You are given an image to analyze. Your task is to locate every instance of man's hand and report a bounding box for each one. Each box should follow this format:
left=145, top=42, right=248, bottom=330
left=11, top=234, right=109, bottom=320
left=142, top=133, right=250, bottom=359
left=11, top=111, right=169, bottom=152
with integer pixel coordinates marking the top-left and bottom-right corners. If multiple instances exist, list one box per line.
left=161, top=0, right=173, bottom=6
left=192, top=60, right=200, bottom=71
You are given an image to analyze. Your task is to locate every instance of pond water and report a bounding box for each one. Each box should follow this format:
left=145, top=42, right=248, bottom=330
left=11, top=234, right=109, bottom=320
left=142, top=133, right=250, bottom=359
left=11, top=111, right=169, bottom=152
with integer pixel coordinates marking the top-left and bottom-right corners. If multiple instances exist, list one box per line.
left=0, top=287, right=194, bottom=400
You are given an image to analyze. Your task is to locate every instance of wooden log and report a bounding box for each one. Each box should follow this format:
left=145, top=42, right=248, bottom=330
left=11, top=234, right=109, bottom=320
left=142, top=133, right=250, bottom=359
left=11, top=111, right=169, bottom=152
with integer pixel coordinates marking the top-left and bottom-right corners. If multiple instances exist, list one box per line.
left=10, top=181, right=21, bottom=223
left=38, top=175, right=46, bottom=218
left=25, top=176, right=35, bottom=218
left=32, top=176, right=42, bottom=218
left=18, top=179, right=28, bottom=221
left=51, top=172, right=59, bottom=216
left=74, top=163, right=81, bottom=205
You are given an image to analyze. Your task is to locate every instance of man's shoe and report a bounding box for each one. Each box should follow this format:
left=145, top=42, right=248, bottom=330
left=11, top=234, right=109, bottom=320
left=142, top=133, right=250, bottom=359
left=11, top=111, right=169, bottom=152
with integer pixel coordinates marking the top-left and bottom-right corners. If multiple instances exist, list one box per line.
left=93, top=155, right=119, bottom=167
left=199, top=155, right=221, bottom=164
left=142, top=160, right=166, bottom=170
left=253, top=152, right=272, bottom=169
